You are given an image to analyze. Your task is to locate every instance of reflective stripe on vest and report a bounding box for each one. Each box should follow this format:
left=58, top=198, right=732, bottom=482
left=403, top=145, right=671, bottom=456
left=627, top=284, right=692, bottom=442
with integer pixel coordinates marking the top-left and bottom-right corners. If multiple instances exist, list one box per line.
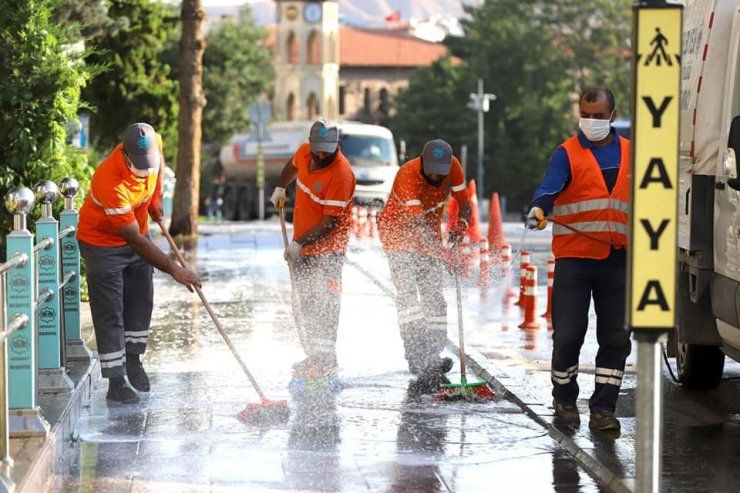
left=551, top=135, right=631, bottom=259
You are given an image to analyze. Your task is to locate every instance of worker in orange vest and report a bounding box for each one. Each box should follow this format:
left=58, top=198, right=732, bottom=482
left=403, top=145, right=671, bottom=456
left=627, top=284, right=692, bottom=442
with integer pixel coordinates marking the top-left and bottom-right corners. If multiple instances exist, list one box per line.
left=377, top=139, right=471, bottom=393
left=78, top=123, right=201, bottom=404
left=270, top=119, right=356, bottom=376
left=527, top=87, right=631, bottom=434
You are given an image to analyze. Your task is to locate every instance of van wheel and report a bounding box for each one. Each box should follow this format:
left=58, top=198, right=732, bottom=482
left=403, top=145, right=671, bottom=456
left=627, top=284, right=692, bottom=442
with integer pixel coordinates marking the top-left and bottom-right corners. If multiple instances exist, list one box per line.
left=675, top=340, right=724, bottom=389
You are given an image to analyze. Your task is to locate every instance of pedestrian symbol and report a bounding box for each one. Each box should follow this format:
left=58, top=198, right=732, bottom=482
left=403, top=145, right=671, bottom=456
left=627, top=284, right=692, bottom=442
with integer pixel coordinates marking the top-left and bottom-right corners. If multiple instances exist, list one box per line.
left=645, top=27, right=672, bottom=66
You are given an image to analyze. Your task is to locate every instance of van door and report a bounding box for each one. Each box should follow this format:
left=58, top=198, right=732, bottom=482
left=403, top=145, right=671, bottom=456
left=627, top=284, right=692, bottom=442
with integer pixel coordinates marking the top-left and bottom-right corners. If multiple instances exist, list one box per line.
left=713, top=8, right=740, bottom=282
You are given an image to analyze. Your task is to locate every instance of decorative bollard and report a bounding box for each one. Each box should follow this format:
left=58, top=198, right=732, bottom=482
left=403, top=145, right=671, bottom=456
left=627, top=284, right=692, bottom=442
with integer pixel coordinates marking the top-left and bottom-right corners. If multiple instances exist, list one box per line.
left=4, top=187, right=50, bottom=438
left=500, top=244, right=518, bottom=305
left=58, top=178, right=90, bottom=364
left=34, top=181, right=74, bottom=394
left=479, top=239, right=490, bottom=298
left=541, top=258, right=555, bottom=319
left=518, top=264, right=540, bottom=329
left=515, top=250, right=531, bottom=306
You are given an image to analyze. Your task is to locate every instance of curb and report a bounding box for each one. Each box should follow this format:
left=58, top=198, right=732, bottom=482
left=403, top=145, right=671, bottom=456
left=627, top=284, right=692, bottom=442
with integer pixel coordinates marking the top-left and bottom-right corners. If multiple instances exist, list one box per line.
left=450, top=341, right=633, bottom=493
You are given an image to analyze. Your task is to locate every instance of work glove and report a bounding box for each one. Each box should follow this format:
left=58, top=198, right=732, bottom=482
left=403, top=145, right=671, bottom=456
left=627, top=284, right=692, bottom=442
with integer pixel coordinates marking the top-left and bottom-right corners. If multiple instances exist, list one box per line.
left=526, top=207, right=547, bottom=230
left=447, top=218, right=469, bottom=245
left=271, top=186, right=286, bottom=209
left=284, top=241, right=302, bottom=263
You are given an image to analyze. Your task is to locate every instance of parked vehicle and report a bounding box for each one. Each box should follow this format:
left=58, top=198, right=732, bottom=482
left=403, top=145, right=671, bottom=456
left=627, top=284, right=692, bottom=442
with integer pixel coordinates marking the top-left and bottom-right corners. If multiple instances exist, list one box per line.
left=676, top=0, right=740, bottom=388
left=219, top=120, right=399, bottom=220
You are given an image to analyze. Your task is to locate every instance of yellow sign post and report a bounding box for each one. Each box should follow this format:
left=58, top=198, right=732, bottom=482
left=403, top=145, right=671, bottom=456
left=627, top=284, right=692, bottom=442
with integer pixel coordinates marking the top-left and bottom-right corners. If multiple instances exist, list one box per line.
left=629, top=1, right=682, bottom=491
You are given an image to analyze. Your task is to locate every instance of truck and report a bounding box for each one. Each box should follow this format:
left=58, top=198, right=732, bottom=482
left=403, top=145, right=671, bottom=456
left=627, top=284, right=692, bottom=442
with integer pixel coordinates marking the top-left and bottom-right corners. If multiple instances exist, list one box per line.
left=676, top=0, right=740, bottom=388
left=219, top=120, right=400, bottom=220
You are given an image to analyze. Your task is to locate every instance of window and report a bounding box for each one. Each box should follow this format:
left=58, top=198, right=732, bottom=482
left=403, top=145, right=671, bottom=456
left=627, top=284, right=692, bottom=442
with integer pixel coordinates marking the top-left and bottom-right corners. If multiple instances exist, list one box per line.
left=307, top=30, right=321, bottom=64
left=286, top=93, right=295, bottom=121
left=287, top=31, right=299, bottom=64
left=306, top=93, right=319, bottom=120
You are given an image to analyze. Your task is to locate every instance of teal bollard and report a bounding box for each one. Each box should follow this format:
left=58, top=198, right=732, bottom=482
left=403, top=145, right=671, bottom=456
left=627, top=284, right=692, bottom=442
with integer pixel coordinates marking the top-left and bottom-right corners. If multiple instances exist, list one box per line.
left=58, top=178, right=90, bottom=364
left=4, top=187, right=49, bottom=437
left=34, top=181, right=74, bottom=393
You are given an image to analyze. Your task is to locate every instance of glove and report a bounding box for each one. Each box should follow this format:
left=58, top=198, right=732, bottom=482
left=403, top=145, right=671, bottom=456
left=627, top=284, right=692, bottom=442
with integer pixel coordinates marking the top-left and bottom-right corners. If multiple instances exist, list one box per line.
left=271, top=187, right=286, bottom=208
left=526, top=207, right=547, bottom=230
left=284, top=241, right=302, bottom=263
left=448, top=218, right=468, bottom=245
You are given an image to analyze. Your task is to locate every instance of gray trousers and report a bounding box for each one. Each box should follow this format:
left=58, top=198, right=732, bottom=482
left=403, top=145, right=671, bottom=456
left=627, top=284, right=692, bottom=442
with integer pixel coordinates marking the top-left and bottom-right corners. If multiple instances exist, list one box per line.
left=79, top=241, right=153, bottom=378
left=294, top=254, right=344, bottom=365
left=387, top=252, right=447, bottom=374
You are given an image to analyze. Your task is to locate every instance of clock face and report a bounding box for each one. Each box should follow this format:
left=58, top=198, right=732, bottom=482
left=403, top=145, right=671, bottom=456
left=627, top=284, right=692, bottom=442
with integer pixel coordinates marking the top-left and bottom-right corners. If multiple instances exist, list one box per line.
left=285, top=5, right=298, bottom=21
left=304, top=3, right=322, bottom=23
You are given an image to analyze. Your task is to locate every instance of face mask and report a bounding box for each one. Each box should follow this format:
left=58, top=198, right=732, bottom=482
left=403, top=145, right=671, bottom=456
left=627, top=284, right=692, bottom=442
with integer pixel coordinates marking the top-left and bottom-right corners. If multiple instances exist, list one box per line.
left=312, top=150, right=337, bottom=168
left=579, top=117, right=612, bottom=142
left=129, top=166, right=149, bottom=178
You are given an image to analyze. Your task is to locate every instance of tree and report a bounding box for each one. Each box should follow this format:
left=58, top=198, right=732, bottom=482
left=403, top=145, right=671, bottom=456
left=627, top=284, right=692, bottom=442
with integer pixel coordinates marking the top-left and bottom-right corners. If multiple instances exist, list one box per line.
left=390, top=56, right=477, bottom=176
left=169, top=0, right=206, bottom=236
left=81, top=0, right=180, bottom=163
left=0, top=0, right=92, bottom=257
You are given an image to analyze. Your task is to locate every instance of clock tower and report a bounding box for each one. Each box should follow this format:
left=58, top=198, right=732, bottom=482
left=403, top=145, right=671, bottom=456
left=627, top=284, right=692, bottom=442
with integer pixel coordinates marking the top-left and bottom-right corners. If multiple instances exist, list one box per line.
left=274, top=0, right=340, bottom=122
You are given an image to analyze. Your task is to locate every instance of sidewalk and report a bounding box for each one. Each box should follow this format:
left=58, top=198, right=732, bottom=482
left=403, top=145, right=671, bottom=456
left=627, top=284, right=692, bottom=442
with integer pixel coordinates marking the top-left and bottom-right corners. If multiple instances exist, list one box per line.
left=7, top=304, right=99, bottom=493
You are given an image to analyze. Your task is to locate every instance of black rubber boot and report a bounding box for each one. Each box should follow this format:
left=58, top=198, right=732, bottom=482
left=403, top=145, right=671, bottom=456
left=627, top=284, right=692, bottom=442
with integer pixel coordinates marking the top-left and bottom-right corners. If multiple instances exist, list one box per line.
left=126, top=354, right=150, bottom=392
left=106, top=376, right=140, bottom=404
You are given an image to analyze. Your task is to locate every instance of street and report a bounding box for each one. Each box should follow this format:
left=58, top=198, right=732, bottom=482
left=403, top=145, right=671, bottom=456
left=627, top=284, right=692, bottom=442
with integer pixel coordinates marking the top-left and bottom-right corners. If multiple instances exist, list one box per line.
left=52, top=221, right=740, bottom=492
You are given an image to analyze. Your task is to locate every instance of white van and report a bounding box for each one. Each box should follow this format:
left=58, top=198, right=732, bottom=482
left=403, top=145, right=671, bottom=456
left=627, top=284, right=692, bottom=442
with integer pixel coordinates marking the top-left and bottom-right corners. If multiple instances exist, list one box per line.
left=675, top=0, right=740, bottom=388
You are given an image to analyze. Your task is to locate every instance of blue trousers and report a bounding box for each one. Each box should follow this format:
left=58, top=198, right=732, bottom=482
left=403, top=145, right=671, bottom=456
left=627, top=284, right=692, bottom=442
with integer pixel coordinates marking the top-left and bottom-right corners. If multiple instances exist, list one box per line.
left=550, top=249, right=631, bottom=413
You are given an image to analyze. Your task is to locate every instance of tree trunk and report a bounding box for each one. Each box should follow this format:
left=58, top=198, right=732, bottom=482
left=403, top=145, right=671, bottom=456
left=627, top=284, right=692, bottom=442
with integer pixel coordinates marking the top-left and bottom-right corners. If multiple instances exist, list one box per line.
left=170, top=0, right=206, bottom=236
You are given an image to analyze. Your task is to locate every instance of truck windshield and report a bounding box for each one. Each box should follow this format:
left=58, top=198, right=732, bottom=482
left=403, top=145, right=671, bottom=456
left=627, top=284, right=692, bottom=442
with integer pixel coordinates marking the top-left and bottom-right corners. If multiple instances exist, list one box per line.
left=339, top=135, right=395, bottom=166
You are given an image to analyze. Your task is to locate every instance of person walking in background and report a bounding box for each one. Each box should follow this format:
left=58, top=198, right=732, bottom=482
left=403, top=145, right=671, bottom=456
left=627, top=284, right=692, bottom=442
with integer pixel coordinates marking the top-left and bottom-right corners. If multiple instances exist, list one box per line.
left=77, top=122, right=201, bottom=404
left=206, top=172, right=225, bottom=223
left=527, top=86, right=631, bottom=433
left=377, top=138, right=471, bottom=393
left=269, top=119, right=356, bottom=376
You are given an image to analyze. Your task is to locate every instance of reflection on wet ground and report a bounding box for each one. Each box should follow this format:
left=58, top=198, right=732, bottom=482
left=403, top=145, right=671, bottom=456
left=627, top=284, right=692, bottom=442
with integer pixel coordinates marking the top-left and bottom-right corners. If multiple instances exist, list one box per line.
left=54, top=223, right=606, bottom=492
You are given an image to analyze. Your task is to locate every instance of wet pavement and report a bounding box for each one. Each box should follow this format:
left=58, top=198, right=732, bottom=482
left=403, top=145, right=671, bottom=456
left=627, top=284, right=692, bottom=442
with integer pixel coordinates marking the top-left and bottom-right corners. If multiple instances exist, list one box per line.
left=50, top=221, right=740, bottom=492
left=52, top=222, right=605, bottom=492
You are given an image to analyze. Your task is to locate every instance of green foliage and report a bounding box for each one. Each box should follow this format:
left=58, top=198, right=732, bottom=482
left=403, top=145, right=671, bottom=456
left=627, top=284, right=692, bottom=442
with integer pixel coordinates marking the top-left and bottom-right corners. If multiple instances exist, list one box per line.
left=82, top=0, right=180, bottom=164
left=390, top=56, right=477, bottom=176
left=392, top=0, right=631, bottom=212
left=202, top=7, right=274, bottom=147
left=52, top=0, right=122, bottom=39
left=198, top=7, right=274, bottom=198
left=0, top=0, right=92, bottom=257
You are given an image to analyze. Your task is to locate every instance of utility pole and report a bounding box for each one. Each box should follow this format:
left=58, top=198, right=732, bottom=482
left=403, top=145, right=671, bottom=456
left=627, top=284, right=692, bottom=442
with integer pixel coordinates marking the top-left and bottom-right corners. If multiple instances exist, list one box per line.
left=468, top=79, right=496, bottom=201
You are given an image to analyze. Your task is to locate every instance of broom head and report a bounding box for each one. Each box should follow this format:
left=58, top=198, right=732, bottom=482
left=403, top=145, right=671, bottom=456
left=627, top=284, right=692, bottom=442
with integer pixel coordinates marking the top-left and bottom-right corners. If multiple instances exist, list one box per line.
left=434, top=381, right=495, bottom=401
left=236, top=398, right=290, bottom=425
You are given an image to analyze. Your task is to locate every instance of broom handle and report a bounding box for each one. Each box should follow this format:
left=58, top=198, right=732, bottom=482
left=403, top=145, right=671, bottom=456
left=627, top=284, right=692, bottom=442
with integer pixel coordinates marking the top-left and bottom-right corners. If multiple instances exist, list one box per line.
left=156, top=220, right=267, bottom=401
left=278, top=209, right=310, bottom=351
left=454, top=246, right=468, bottom=391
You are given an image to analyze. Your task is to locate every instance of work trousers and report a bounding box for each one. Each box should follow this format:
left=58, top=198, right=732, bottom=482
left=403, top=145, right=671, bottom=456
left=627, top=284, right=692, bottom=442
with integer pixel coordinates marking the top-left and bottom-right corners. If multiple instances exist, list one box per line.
left=551, top=249, right=631, bottom=413
left=387, top=252, right=447, bottom=374
left=293, top=254, right=344, bottom=366
left=79, top=241, right=153, bottom=378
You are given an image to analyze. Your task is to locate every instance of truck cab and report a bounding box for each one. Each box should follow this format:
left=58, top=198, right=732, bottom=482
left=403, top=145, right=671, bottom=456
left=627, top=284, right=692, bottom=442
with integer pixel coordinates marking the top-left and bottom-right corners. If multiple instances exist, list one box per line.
left=676, top=0, right=740, bottom=388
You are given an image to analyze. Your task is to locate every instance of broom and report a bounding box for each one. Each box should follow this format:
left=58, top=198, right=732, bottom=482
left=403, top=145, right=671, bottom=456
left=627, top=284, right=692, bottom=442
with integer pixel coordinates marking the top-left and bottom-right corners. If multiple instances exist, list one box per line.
left=435, top=245, right=495, bottom=402
left=156, top=220, right=289, bottom=425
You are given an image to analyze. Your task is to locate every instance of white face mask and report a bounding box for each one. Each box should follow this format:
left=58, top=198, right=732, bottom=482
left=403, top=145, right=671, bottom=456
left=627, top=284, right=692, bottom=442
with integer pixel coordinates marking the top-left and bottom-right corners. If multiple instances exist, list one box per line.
left=128, top=165, right=158, bottom=178
left=579, top=117, right=612, bottom=142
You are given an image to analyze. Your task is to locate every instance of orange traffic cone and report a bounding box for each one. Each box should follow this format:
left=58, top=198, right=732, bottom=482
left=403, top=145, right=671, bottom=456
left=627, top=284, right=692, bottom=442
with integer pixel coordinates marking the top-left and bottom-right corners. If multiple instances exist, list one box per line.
left=541, top=258, right=555, bottom=319
left=515, top=250, right=531, bottom=307
left=518, top=265, right=540, bottom=329
left=487, top=192, right=506, bottom=250
left=500, top=244, right=518, bottom=305
left=466, top=180, right=481, bottom=243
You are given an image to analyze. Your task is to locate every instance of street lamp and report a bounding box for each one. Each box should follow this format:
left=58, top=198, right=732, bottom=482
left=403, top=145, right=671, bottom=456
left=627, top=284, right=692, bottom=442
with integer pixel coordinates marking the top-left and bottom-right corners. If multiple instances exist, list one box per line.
left=468, top=78, right=496, bottom=202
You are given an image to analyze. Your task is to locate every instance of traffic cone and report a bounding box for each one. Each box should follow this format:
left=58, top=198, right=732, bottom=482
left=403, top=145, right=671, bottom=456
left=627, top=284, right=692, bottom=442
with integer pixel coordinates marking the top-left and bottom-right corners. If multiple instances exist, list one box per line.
left=466, top=180, right=481, bottom=243
left=518, top=264, right=540, bottom=329
left=501, top=243, right=518, bottom=304
left=515, top=250, right=531, bottom=306
left=541, top=258, right=555, bottom=318
left=487, top=192, right=506, bottom=250
left=369, top=208, right=378, bottom=238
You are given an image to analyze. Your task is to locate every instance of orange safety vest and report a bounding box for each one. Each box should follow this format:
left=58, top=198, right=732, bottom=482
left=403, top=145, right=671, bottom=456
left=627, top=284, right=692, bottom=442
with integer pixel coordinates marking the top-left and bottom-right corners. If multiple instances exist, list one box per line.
left=551, top=135, right=631, bottom=260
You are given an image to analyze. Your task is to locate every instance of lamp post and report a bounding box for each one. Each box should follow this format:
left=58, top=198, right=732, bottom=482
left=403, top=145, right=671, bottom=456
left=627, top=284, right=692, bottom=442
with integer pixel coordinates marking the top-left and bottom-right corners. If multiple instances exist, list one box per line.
left=468, top=78, right=496, bottom=201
